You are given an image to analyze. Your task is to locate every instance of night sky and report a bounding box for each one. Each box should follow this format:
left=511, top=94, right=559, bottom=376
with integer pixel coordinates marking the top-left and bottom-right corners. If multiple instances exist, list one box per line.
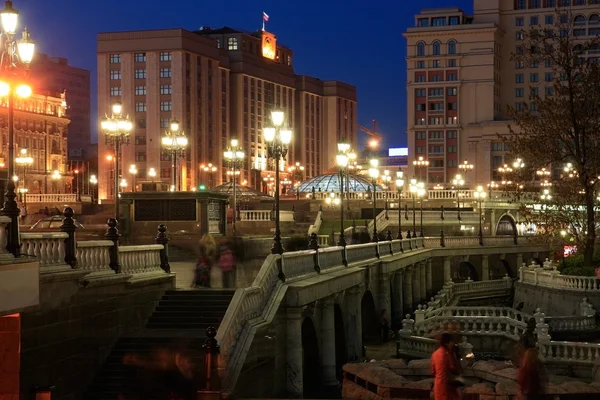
left=23, top=0, right=473, bottom=147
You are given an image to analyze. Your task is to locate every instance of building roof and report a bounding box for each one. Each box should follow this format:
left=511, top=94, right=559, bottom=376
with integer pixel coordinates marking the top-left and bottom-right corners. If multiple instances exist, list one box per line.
left=211, top=182, right=273, bottom=200
left=292, top=173, right=382, bottom=193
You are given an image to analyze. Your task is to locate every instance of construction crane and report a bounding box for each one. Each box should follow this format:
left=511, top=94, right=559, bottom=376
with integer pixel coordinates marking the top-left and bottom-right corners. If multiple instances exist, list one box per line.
left=358, top=119, right=384, bottom=150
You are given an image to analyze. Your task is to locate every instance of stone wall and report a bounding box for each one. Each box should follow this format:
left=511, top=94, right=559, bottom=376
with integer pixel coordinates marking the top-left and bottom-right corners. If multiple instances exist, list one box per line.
left=513, top=282, right=596, bottom=316
left=19, top=272, right=174, bottom=400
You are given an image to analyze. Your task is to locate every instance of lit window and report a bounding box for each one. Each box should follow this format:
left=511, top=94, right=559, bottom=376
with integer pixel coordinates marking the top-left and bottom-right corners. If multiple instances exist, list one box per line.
left=432, top=41, right=441, bottom=55
left=110, top=87, right=121, bottom=97
left=160, top=101, right=172, bottom=111
left=135, top=102, right=147, bottom=112
left=110, top=54, right=121, bottom=64
left=160, top=52, right=172, bottom=62
left=135, top=86, right=146, bottom=96
left=417, top=42, right=425, bottom=56
left=160, top=118, right=170, bottom=128
left=135, top=69, right=146, bottom=79
left=160, top=68, right=172, bottom=78
left=448, top=40, right=457, bottom=54
left=134, top=53, right=147, bottom=63
left=160, top=84, right=172, bottom=95
left=110, top=70, right=121, bottom=80
left=227, top=37, right=238, bottom=51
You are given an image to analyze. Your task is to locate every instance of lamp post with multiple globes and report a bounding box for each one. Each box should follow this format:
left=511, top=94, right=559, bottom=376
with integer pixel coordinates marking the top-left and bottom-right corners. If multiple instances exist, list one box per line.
left=474, top=185, right=487, bottom=246
left=395, top=171, right=404, bottom=242
left=148, top=167, right=156, bottom=182
left=51, top=170, right=61, bottom=194
left=128, top=164, right=137, bottom=192
left=223, top=139, right=245, bottom=236
left=413, top=156, right=429, bottom=181
left=335, top=146, right=349, bottom=247
left=89, top=174, right=98, bottom=201
left=161, top=120, right=187, bottom=191
left=458, top=160, right=474, bottom=185
left=368, top=158, right=379, bottom=242
left=101, top=102, right=133, bottom=220
left=263, top=109, right=292, bottom=254
left=452, top=174, right=465, bottom=222
left=15, top=147, right=32, bottom=206
left=0, top=0, right=36, bottom=255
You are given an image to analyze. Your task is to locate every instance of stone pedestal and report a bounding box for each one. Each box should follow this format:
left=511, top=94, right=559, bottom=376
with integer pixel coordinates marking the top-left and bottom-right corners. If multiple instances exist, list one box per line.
left=286, top=307, right=304, bottom=398
left=443, top=257, right=452, bottom=283
left=426, top=259, right=433, bottom=297
left=320, top=298, right=338, bottom=387
left=392, top=272, right=404, bottom=328
left=481, top=255, right=489, bottom=281
left=345, top=286, right=363, bottom=361
left=0, top=314, right=19, bottom=400
left=404, top=267, right=413, bottom=313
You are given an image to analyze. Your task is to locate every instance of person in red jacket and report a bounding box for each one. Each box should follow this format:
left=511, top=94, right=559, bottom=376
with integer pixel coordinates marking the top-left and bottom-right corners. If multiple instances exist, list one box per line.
left=431, top=332, right=461, bottom=400
left=518, top=347, right=546, bottom=400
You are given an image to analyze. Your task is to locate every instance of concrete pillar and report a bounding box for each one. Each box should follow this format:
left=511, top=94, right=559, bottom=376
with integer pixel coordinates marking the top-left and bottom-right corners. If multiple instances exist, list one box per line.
left=420, top=262, right=427, bottom=301
left=491, top=209, right=497, bottom=236
left=426, top=259, right=433, bottom=297
left=320, top=297, right=338, bottom=387
left=481, top=255, right=489, bottom=281
left=412, top=263, right=421, bottom=305
left=286, top=307, right=304, bottom=398
left=443, top=257, right=452, bottom=283
left=345, top=286, right=363, bottom=361
left=404, top=267, right=413, bottom=313
left=379, top=273, right=391, bottom=325
left=392, top=272, right=404, bottom=328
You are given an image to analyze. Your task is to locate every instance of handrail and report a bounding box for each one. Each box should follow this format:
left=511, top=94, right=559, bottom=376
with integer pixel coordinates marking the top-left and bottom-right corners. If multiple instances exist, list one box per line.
left=308, top=210, right=322, bottom=235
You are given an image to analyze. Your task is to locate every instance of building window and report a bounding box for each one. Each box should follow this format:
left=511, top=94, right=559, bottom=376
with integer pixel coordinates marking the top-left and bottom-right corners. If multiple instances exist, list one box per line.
left=531, top=0, right=541, bottom=8
left=447, top=87, right=457, bottom=96
left=416, top=60, right=425, bottom=68
left=545, top=15, right=554, bottom=25
left=515, top=88, right=524, bottom=97
left=530, top=103, right=538, bottom=111
left=432, top=17, right=446, bottom=26
left=160, top=101, right=172, bottom=111
left=429, top=88, right=444, bottom=97
left=432, top=74, right=441, bottom=82
left=134, top=53, right=146, bottom=63
left=530, top=16, right=538, bottom=26
left=429, top=131, right=444, bottom=140
left=530, top=73, right=539, bottom=82
left=416, top=131, right=426, bottom=140
left=547, top=0, right=555, bottom=6
left=160, top=84, right=172, bottom=95
left=544, top=72, right=553, bottom=82
left=447, top=59, right=456, bottom=67
left=515, top=0, right=526, bottom=9
left=432, top=41, right=441, bottom=55
left=416, top=89, right=426, bottom=97
left=447, top=102, right=457, bottom=110
left=516, top=61, right=524, bottom=69
left=515, top=74, right=524, bottom=83
left=110, top=87, right=121, bottom=97
left=227, top=37, right=238, bottom=50
left=110, top=54, right=121, bottom=64
left=531, top=60, right=539, bottom=68
left=160, top=68, right=172, bottom=78
left=515, top=103, right=524, bottom=111
left=545, top=86, right=554, bottom=96
left=516, top=31, right=524, bottom=40
left=429, top=117, right=443, bottom=125
left=447, top=131, right=457, bottom=139
left=135, top=86, right=146, bottom=96
left=432, top=60, right=441, bottom=68
left=429, top=145, right=444, bottom=154
left=449, top=16, right=460, bottom=25
left=531, top=87, right=539, bottom=96
left=416, top=75, right=426, bottom=83
left=135, top=152, right=147, bottom=162
left=110, top=70, right=121, bottom=80
left=416, top=118, right=426, bottom=126
left=160, top=52, right=172, bottom=62
left=447, top=145, right=457, bottom=153
left=516, top=17, right=524, bottom=26
left=416, top=104, right=426, bottom=111
left=417, top=18, right=429, bottom=27
left=447, top=73, right=457, bottom=81
left=448, top=40, right=456, bottom=54
left=160, top=168, right=172, bottom=178
left=160, top=118, right=170, bottom=128
left=135, top=69, right=146, bottom=79
left=417, top=42, right=425, bottom=57
left=415, top=146, right=426, bottom=154
left=137, top=119, right=146, bottom=129
left=135, top=102, right=147, bottom=112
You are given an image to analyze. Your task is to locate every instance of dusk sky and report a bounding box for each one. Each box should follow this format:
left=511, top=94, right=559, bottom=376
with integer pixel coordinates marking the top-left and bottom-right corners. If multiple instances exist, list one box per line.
left=23, top=0, right=473, bottom=148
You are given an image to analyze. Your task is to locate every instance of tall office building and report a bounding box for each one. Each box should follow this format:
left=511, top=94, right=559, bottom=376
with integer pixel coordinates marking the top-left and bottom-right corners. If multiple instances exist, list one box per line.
left=97, top=27, right=356, bottom=202
left=31, top=53, right=91, bottom=155
left=405, top=0, right=600, bottom=186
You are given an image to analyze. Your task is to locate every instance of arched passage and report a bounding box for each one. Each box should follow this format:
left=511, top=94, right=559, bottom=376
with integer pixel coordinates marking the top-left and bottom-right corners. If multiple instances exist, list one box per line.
left=334, top=304, right=347, bottom=381
left=302, top=317, right=321, bottom=398
left=496, top=214, right=517, bottom=236
left=361, top=290, right=378, bottom=344
left=458, top=261, right=479, bottom=281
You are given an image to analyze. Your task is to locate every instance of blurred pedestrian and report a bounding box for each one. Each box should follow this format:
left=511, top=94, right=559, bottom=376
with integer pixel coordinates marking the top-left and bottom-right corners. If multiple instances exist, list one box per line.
left=518, top=347, right=545, bottom=400
left=193, top=242, right=211, bottom=288
left=431, top=332, right=462, bottom=400
left=218, top=242, right=236, bottom=288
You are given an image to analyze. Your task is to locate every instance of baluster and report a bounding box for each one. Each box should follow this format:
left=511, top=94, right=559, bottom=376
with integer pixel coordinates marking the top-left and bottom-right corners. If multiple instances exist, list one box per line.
left=105, top=218, right=121, bottom=273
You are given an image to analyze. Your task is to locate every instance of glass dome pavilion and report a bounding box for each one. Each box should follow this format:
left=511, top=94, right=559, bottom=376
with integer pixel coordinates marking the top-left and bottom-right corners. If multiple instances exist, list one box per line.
left=292, top=173, right=382, bottom=193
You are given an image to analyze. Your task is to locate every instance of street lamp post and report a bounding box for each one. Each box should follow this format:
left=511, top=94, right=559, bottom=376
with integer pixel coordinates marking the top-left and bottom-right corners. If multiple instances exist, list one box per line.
left=264, top=109, right=292, bottom=254
left=161, top=120, right=187, bottom=191
left=15, top=147, right=32, bottom=207
left=89, top=174, right=98, bottom=202
left=0, top=0, right=36, bottom=256
left=413, top=156, right=429, bottom=181
left=101, top=102, right=133, bottom=220
left=51, top=169, right=60, bottom=194
left=336, top=147, right=349, bottom=248
left=474, top=185, right=487, bottom=246
left=459, top=160, right=474, bottom=186
left=418, top=185, right=426, bottom=238
left=409, top=178, right=417, bottom=238
left=128, top=164, right=137, bottom=192
left=201, top=163, right=218, bottom=187
left=368, top=158, right=379, bottom=242
left=223, top=139, right=245, bottom=236
left=396, top=171, right=404, bottom=242
left=148, top=167, right=156, bottom=182
left=452, top=174, right=465, bottom=222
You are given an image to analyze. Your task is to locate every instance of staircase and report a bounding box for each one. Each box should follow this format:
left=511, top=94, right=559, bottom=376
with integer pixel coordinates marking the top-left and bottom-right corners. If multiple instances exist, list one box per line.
left=85, top=289, right=235, bottom=400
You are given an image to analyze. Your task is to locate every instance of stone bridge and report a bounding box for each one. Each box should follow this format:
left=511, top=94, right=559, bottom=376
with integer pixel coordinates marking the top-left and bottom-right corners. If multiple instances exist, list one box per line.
left=216, top=235, right=550, bottom=398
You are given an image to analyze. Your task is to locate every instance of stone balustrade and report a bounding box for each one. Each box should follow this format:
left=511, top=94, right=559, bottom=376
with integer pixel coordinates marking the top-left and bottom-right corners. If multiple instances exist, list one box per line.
left=539, top=340, right=600, bottom=364
left=239, top=209, right=294, bottom=222
left=317, top=235, right=329, bottom=247
left=21, top=232, right=67, bottom=268
left=413, top=315, right=527, bottom=340
left=119, top=244, right=165, bottom=275
left=308, top=189, right=533, bottom=202
left=546, top=315, right=596, bottom=332
left=25, top=193, right=78, bottom=203
left=423, top=306, right=531, bottom=322
left=307, top=211, right=322, bottom=235
left=520, top=263, right=600, bottom=291
left=395, top=335, right=437, bottom=359
left=76, top=240, right=113, bottom=274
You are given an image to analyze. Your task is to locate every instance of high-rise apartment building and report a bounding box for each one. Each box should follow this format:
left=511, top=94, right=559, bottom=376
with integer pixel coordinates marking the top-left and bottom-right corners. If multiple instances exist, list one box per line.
left=31, top=53, right=91, bottom=155
left=97, top=27, right=356, bottom=201
left=405, top=0, right=600, bottom=186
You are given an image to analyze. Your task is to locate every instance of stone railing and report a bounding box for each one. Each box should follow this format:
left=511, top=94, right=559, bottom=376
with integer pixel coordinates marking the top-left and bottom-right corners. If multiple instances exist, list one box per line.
left=413, top=315, right=527, bottom=340
left=546, top=315, right=596, bottom=332
left=309, top=189, right=532, bottom=202
left=539, top=340, right=600, bottom=364
left=21, top=232, right=67, bottom=268
left=119, top=244, right=165, bottom=275
left=395, top=335, right=437, bottom=359
left=239, top=210, right=272, bottom=221
left=422, top=306, right=531, bottom=323
left=423, top=236, right=519, bottom=248
left=317, top=235, right=329, bottom=247
left=76, top=240, right=113, bottom=274
left=307, top=210, right=322, bottom=236
left=25, top=193, right=78, bottom=203
left=521, top=266, right=600, bottom=291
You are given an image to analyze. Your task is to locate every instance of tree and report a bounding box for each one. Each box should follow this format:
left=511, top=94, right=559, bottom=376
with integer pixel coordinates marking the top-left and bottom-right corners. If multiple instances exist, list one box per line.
left=506, top=7, right=600, bottom=267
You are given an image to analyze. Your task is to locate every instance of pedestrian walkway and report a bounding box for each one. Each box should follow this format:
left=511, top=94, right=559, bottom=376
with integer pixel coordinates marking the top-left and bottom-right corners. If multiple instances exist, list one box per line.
left=364, top=340, right=398, bottom=362
left=170, top=261, right=195, bottom=289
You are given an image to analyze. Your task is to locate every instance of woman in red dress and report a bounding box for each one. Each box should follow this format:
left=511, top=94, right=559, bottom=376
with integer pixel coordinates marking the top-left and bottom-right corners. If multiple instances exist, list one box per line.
left=431, top=332, right=462, bottom=400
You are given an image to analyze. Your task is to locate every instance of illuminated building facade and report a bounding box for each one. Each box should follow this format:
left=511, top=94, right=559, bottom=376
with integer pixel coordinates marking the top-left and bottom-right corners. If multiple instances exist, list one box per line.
left=97, top=27, right=356, bottom=200
left=405, top=0, right=600, bottom=186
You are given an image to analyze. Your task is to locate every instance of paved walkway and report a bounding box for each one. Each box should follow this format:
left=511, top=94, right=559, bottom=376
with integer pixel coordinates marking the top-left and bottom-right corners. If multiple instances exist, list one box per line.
left=364, top=340, right=398, bottom=361
left=170, top=261, right=228, bottom=289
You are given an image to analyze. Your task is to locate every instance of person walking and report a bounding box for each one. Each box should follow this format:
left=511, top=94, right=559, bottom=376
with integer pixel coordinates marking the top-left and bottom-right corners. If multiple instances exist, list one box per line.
left=431, top=332, right=462, bottom=400
left=192, top=242, right=211, bottom=288
left=518, top=347, right=546, bottom=400
left=218, top=243, right=236, bottom=289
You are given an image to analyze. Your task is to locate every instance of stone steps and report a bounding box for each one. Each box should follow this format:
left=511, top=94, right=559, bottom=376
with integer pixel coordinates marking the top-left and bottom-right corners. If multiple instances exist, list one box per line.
left=85, top=289, right=235, bottom=399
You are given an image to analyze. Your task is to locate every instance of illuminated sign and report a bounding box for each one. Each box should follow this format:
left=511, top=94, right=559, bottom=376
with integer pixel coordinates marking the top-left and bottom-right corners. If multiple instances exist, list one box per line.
left=388, top=148, right=408, bottom=157
left=262, top=31, right=276, bottom=60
